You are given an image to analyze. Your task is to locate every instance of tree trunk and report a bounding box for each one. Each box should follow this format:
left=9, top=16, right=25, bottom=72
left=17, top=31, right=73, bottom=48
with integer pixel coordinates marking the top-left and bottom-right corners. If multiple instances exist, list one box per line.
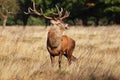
left=94, top=17, right=99, bottom=26
left=2, top=15, right=8, bottom=28
left=82, top=16, right=88, bottom=26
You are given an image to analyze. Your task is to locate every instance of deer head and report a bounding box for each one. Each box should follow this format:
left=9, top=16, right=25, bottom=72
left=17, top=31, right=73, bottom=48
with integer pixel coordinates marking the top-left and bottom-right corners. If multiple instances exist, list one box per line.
left=24, top=2, right=70, bottom=30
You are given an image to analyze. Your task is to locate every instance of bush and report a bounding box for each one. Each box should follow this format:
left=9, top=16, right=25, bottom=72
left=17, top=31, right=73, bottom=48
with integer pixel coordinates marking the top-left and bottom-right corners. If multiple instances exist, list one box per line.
left=27, top=16, right=45, bottom=26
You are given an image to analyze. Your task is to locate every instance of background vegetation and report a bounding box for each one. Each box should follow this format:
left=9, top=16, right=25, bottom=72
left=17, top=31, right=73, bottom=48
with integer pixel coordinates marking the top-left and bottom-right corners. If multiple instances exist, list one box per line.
left=0, top=0, right=120, bottom=27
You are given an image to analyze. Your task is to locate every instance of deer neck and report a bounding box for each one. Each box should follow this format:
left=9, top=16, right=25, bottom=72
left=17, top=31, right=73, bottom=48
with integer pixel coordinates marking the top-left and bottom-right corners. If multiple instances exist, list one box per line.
left=47, top=25, right=63, bottom=48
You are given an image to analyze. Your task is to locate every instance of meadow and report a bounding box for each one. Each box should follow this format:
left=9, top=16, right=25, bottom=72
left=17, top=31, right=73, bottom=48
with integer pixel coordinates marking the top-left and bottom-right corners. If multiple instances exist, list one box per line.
left=0, top=25, right=120, bottom=80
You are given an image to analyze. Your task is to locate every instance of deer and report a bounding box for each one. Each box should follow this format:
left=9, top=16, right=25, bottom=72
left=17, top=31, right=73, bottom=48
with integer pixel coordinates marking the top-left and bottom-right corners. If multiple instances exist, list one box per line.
left=25, top=2, right=77, bottom=69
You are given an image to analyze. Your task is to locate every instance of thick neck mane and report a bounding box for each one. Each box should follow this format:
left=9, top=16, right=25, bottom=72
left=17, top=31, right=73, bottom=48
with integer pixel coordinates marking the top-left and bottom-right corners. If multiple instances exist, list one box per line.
left=47, top=25, right=63, bottom=48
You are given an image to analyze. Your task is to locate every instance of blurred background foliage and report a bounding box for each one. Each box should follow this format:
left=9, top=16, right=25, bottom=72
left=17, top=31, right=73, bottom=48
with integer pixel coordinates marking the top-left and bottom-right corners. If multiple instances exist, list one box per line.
left=0, top=0, right=120, bottom=27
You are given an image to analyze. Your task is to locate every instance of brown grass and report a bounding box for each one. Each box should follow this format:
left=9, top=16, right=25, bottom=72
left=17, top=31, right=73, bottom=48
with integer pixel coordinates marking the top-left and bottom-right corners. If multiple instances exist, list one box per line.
left=0, top=25, right=120, bottom=80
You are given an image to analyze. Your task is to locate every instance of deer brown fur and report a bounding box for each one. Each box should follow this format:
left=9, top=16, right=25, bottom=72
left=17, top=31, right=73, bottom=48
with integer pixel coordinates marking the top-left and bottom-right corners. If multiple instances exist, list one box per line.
left=47, top=24, right=77, bottom=68
left=25, top=3, right=76, bottom=68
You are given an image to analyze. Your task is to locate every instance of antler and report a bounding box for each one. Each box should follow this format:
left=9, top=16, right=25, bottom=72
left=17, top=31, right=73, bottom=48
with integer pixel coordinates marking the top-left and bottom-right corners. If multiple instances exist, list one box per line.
left=52, top=5, right=70, bottom=20
left=24, top=2, right=41, bottom=16
left=56, top=5, right=64, bottom=18
left=24, top=2, right=70, bottom=20
left=40, top=9, right=53, bottom=20
left=39, top=6, right=62, bottom=20
left=60, top=11, right=70, bottom=20
left=24, top=2, right=53, bottom=20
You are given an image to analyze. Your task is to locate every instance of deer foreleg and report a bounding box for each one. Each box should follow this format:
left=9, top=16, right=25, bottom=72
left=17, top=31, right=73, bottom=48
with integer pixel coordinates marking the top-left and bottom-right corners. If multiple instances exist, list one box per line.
left=58, top=52, right=62, bottom=69
left=50, top=55, right=55, bottom=67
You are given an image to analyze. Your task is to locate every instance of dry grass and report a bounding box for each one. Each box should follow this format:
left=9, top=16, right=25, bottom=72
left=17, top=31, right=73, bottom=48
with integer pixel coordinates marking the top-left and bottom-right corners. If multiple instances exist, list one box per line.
left=0, top=25, right=120, bottom=80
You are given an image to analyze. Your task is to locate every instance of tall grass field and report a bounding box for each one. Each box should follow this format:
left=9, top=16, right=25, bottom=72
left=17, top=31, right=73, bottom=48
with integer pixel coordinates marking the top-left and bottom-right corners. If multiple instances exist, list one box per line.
left=0, top=26, right=120, bottom=80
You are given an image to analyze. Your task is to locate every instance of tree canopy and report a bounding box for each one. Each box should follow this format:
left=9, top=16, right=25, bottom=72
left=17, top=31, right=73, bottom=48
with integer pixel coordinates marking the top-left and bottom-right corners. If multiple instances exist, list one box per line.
left=0, top=0, right=120, bottom=26
left=0, top=0, right=19, bottom=27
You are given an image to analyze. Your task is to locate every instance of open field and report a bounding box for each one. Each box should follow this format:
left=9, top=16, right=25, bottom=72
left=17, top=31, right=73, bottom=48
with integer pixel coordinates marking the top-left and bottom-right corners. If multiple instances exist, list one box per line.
left=0, top=26, right=120, bottom=80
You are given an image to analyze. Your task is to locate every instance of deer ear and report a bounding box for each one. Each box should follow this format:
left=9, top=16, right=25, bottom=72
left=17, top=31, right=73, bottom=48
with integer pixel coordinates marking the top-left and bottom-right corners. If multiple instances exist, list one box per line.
left=65, top=24, right=68, bottom=27
left=64, top=24, right=69, bottom=29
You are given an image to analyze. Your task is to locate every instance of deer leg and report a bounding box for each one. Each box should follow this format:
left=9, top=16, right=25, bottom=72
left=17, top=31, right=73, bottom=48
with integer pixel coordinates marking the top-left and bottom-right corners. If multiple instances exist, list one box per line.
left=50, top=55, right=55, bottom=67
left=64, top=51, right=71, bottom=65
left=67, top=50, right=73, bottom=65
left=68, top=48, right=77, bottom=64
left=59, top=53, right=62, bottom=69
left=68, top=56, right=72, bottom=65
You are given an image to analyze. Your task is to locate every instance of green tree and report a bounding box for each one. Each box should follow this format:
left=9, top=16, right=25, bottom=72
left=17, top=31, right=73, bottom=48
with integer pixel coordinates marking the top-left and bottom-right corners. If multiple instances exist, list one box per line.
left=101, top=0, right=120, bottom=24
left=0, top=0, right=19, bottom=27
left=15, top=0, right=32, bottom=27
left=16, top=0, right=120, bottom=26
left=16, top=0, right=49, bottom=26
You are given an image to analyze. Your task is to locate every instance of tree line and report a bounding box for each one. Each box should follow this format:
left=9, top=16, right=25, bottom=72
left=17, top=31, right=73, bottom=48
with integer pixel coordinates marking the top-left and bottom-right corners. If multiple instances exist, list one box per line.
left=0, top=0, right=120, bottom=27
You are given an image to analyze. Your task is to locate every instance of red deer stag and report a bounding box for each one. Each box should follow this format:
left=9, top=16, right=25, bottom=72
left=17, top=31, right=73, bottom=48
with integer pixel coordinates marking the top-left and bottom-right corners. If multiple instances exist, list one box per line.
left=25, top=3, right=77, bottom=68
